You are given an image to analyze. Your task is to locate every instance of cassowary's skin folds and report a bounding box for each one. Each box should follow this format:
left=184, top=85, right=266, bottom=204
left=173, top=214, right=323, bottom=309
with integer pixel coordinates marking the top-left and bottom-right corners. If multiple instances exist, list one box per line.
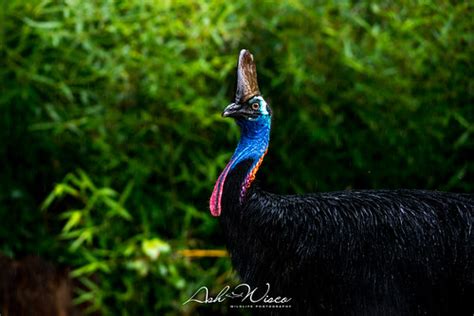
left=210, top=50, right=474, bottom=316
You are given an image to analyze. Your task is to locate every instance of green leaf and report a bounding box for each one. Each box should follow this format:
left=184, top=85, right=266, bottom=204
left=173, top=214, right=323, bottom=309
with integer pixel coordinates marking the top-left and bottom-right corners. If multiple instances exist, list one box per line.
left=141, top=238, right=170, bottom=261
left=23, top=17, right=62, bottom=29
left=62, top=211, right=82, bottom=232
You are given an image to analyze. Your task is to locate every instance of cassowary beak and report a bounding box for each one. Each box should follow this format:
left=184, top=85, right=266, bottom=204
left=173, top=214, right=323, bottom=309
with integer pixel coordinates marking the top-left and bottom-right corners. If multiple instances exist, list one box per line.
left=222, top=103, right=242, bottom=118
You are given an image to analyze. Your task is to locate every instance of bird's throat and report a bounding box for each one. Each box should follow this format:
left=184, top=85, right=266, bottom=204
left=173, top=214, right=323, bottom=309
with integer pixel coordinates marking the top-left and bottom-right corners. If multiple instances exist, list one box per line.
left=210, top=119, right=270, bottom=217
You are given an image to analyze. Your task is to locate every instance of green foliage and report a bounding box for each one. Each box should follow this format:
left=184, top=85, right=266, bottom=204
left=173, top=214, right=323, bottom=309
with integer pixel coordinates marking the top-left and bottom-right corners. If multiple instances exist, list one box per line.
left=0, top=0, right=472, bottom=314
left=41, top=170, right=231, bottom=315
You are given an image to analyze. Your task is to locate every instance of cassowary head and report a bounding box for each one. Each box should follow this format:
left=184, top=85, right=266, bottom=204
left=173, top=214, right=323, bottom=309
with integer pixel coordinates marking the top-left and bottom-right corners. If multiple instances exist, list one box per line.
left=210, top=50, right=272, bottom=217
left=223, top=50, right=272, bottom=126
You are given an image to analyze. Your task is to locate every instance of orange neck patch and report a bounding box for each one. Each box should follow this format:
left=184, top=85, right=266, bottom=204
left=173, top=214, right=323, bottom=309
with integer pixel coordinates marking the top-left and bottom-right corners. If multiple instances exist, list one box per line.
left=240, top=149, right=268, bottom=202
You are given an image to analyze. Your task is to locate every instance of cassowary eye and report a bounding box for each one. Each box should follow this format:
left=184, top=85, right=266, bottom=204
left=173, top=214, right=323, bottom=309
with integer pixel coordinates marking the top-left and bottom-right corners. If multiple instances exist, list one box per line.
left=251, top=102, right=259, bottom=110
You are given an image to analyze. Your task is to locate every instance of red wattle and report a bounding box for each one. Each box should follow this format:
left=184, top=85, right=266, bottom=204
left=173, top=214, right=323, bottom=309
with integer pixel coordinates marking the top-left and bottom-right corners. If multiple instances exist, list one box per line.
left=210, top=160, right=233, bottom=216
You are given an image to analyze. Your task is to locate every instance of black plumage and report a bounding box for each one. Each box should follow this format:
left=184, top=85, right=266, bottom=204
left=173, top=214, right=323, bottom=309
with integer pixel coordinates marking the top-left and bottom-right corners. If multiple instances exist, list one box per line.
left=212, top=50, right=474, bottom=315
left=220, top=160, right=473, bottom=315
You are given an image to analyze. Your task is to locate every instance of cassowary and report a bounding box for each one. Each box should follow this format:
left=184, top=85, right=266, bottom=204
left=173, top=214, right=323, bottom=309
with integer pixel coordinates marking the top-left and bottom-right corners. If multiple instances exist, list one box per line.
left=210, top=50, right=473, bottom=315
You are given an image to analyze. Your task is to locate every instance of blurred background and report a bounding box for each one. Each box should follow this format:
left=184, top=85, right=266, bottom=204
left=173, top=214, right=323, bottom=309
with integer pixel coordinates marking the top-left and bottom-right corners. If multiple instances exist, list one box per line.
left=0, top=0, right=472, bottom=315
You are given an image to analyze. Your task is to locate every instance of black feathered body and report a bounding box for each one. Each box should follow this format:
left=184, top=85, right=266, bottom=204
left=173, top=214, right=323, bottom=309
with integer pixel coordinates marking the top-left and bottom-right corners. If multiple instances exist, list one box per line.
left=220, top=159, right=474, bottom=315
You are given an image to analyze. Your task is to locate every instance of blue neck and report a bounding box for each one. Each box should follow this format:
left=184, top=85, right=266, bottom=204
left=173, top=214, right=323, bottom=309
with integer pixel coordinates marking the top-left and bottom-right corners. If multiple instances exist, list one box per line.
left=231, top=116, right=271, bottom=170
left=209, top=112, right=271, bottom=217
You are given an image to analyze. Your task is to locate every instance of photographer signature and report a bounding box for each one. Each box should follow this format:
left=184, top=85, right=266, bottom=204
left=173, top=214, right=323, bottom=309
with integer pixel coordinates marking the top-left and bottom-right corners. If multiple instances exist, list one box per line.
left=183, top=283, right=292, bottom=305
